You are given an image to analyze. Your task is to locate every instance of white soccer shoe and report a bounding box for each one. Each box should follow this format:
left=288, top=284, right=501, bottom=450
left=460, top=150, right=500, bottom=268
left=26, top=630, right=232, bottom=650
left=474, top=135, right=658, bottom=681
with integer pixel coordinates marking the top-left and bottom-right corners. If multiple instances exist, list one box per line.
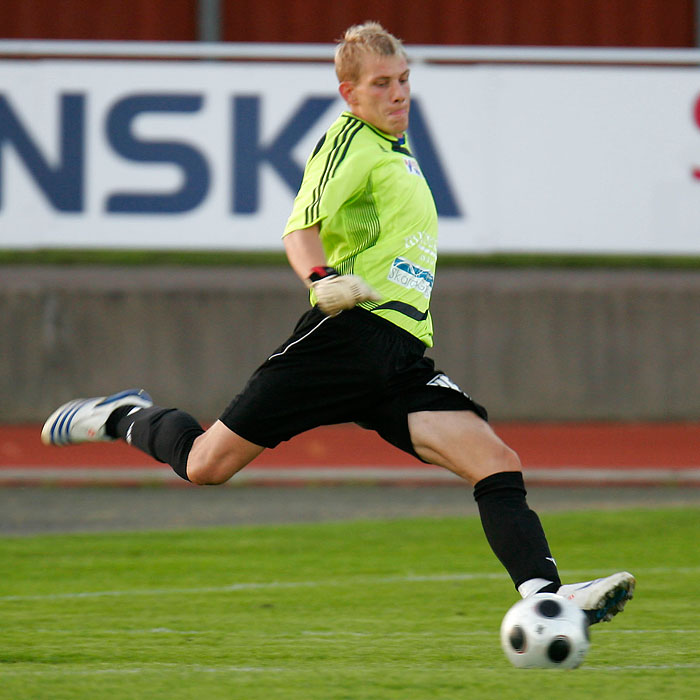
left=558, top=571, right=636, bottom=625
left=41, top=389, right=153, bottom=446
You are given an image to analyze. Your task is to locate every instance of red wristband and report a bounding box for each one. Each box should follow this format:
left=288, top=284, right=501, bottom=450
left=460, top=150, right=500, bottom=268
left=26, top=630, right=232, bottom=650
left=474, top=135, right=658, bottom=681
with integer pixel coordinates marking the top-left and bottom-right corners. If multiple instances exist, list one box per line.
left=307, top=266, right=338, bottom=283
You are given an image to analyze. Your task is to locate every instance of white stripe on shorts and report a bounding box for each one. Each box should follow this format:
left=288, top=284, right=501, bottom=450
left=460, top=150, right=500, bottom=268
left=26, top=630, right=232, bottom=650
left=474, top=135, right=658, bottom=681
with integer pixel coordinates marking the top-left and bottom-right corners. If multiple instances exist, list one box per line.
left=267, top=313, right=333, bottom=361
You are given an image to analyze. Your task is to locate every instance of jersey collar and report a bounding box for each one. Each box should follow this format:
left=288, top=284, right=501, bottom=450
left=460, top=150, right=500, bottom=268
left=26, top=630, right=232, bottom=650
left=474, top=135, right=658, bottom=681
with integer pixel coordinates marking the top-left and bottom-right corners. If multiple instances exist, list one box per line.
left=341, top=111, right=412, bottom=155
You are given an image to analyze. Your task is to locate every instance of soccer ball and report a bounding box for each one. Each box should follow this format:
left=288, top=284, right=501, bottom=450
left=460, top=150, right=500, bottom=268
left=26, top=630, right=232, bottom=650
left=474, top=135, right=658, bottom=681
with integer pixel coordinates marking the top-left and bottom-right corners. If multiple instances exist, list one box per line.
left=500, top=593, right=590, bottom=669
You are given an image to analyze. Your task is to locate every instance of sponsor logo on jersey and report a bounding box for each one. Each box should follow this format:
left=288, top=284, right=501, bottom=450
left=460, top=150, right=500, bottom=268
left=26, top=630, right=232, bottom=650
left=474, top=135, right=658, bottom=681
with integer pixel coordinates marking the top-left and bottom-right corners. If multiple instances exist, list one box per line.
left=387, top=257, right=434, bottom=299
left=404, top=229, right=437, bottom=263
left=404, top=157, right=423, bottom=177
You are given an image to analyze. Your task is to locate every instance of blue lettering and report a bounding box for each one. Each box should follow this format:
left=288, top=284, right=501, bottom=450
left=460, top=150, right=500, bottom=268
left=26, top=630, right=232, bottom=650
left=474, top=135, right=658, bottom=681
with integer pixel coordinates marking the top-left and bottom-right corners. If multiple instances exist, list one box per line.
left=233, top=95, right=336, bottom=213
left=407, top=99, right=462, bottom=218
left=0, top=90, right=460, bottom=222
left=105, top=94, right=209, bottom=214
left=232, top=95, right=460, bottom=217
left=0, top=93, right=84, bottom=211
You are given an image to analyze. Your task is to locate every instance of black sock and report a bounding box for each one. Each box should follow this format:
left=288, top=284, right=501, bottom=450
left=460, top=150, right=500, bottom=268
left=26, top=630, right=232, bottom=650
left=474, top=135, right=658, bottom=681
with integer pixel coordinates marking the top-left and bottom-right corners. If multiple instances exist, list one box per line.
left=473, top=471, right=561, bottom=591
left=108, top=405, right=204, bottom=482
left=105, top=405, right=136, bottom=438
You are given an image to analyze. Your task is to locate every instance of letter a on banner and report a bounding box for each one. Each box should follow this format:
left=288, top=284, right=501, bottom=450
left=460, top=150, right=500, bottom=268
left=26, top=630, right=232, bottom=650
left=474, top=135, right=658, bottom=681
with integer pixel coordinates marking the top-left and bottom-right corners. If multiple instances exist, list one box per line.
left=407, top=99, right=461, bottom=218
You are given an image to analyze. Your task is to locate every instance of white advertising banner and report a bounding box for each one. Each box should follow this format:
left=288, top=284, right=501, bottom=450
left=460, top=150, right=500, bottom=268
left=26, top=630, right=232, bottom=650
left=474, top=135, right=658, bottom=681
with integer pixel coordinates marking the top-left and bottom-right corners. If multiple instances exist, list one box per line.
left=0, top=59, right=699, bottom=253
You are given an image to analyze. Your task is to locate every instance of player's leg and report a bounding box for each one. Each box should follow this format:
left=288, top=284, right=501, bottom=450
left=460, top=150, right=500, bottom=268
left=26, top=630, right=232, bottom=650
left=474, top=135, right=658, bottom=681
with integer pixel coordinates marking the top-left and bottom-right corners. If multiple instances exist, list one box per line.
left=41, top=388, right=264, bottom=483
left=409, top=408, right=562, bottom=595
left=185, top=420, right=264, bottom=484
left=408, top=408, right=634, bottom=623
left=40, top=308, right=374, bottom=485
left=112, top=403, right=265, bottom=484
left=408, top=409, right=519, bottom=484
left=109, top=403, right=264, bottom=484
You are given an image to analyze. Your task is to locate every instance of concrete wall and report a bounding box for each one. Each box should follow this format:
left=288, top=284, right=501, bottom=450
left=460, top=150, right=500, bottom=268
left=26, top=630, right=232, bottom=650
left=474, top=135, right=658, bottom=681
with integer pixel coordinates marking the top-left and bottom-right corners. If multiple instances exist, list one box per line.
left=430, top=269, right=700, bottom=421
left=2, top=265, right=699, bottom=423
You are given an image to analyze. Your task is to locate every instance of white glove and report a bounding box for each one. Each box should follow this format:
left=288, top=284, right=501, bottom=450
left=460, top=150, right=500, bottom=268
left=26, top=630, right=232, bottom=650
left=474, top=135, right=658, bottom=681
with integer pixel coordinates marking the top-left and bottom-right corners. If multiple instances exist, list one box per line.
left=311, top=273, right=381, bottom=316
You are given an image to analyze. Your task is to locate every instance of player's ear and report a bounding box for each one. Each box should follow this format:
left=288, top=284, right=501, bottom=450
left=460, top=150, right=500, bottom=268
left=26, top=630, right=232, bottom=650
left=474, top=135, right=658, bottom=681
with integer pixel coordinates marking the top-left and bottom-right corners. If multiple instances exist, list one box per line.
left=339, top=81, right=356, bottom=106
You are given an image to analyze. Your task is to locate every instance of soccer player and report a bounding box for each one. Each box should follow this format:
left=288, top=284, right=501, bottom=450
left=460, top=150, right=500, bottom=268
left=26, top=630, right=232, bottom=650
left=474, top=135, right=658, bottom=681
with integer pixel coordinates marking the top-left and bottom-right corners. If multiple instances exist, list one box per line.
left=41, top=22, right=634, bottom=624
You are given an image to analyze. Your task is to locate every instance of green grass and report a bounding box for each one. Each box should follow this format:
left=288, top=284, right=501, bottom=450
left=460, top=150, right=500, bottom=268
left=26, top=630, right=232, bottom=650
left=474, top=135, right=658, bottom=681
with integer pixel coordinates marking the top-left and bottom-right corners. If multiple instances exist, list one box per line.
left=1, top=508, right=698, bottom=699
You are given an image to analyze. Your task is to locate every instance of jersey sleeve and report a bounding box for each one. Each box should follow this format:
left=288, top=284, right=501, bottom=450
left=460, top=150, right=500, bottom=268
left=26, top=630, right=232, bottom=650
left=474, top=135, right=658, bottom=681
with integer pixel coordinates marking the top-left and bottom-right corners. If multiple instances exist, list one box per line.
left=283, top=121, right=370, bottom=236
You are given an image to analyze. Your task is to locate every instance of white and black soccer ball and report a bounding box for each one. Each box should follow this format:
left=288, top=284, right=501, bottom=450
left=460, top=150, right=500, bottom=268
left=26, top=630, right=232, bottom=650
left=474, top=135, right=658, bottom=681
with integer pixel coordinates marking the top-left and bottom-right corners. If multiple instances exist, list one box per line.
left=500, top=593, right=590, bottom=669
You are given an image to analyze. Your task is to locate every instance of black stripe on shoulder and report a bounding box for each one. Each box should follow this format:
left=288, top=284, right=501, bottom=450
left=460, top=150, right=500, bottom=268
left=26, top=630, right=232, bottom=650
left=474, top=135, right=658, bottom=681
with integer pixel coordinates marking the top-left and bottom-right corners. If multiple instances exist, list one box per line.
left=304, top=116, right=365, bottom=225
left=305, top=118, right=355, bottom=225
left=328, top=120, right=364, bottom=179
left=311, top=133, right=326, bottom=159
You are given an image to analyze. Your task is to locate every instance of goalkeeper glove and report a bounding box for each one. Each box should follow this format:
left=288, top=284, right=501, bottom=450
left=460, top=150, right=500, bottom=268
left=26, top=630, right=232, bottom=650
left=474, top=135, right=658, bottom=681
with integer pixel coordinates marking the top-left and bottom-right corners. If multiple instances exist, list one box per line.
left=307, top=266, right=381, bottom=317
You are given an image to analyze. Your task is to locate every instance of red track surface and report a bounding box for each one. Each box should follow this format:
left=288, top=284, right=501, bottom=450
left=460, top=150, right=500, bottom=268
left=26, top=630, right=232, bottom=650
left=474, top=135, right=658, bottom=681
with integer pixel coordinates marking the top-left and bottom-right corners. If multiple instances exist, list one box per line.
left=1, top=422, right=698, bottom=470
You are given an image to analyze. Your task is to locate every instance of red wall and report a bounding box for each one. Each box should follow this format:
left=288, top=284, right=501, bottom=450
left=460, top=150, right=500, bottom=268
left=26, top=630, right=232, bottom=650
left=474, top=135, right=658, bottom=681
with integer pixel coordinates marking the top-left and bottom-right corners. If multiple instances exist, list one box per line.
left=0, top=0, right=197, bottom=41
left=223, top=0, right=696, bottom=47
left=0, top=0, right=695, bottom=47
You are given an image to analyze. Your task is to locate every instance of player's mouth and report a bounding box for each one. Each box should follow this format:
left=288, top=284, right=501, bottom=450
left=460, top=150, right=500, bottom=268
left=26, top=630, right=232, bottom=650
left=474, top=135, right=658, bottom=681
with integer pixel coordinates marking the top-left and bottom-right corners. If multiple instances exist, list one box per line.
left=389, top=107, right=409, bottom=119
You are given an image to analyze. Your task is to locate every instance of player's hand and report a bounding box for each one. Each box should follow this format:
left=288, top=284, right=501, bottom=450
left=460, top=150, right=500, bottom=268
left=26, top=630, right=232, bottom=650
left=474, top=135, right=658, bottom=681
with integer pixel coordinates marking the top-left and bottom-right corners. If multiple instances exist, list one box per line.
left=308, top=268, right=381, bottom=316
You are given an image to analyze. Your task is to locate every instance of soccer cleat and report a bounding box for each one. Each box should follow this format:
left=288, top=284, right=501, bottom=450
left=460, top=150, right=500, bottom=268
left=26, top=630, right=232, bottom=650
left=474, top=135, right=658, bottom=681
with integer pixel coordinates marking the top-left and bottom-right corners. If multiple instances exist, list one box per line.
left=41, top=389, right=153, bottom=446
left=558, top=571, right=635, bottom=625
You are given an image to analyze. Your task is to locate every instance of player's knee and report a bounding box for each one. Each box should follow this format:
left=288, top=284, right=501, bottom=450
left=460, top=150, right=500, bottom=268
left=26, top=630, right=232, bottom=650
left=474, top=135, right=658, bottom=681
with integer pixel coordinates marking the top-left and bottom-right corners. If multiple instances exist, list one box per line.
left=186, top=456, right=230, bottom=485
left=184, top=424, right=260, bottom=485
left=496, top=442, right=522, bottom=474
left=186, top=447, right=240, bottom=485
left=187, top=421, right=265, bottom=484
left=475, top=436, right=522, bottom=480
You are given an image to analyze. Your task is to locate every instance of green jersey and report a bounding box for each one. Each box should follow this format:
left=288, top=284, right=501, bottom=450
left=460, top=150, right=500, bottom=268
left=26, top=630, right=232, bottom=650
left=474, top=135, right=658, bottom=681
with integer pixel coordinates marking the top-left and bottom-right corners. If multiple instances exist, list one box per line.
left=283, top=111, right=439, bottom=347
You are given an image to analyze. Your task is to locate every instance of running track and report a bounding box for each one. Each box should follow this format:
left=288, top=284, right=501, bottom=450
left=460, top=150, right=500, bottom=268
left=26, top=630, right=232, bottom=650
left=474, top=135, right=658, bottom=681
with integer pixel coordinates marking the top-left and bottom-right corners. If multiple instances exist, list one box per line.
left=1, top=423, right=698, bottom=486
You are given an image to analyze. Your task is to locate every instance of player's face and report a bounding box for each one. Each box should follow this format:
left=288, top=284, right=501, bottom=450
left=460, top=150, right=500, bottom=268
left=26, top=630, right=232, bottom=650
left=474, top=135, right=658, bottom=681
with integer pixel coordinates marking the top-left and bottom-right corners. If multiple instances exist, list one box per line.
left=340, top=53, right=410, bottom=137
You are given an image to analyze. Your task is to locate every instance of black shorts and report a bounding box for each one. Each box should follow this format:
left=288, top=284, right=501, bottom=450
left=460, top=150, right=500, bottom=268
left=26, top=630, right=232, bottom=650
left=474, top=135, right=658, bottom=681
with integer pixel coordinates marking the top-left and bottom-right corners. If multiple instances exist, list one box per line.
left=220, top=306, right=488, bottom=461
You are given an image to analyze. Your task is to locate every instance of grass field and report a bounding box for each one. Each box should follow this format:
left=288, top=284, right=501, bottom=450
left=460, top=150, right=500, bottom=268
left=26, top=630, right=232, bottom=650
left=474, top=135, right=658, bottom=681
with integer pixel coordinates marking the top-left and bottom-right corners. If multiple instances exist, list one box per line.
left=1, top=508, right=698, bottom=699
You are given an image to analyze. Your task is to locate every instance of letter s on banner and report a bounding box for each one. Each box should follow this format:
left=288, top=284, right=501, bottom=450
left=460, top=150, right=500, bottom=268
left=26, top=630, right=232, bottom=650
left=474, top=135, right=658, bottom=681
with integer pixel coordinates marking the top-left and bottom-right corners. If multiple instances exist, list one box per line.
left=105, top=94, right=210, bottom=214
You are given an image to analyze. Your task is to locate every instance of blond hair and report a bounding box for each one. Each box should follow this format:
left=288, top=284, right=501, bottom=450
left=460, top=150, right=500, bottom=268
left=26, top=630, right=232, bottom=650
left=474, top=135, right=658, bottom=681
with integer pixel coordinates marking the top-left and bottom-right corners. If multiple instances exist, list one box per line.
left=334, top=22, right=407, bottom=83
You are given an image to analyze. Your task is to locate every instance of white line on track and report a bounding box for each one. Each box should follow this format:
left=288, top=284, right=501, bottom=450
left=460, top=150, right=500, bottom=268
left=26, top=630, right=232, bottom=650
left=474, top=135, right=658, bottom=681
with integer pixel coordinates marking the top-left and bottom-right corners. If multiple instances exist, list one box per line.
left=598, top=629, right=699, bottom=634
left=2, top=465, right=699, bottom=485
left=1, top=566, right=698, bottom=603
left=0, top=664, right=287, bottom=677
left=585, top=664, right=700, bottom=671
left=3, top=662, right=700, bottom=677
left=31, top=627, right=700, bottom=639
left=2, top=566, right=698, bottom=603
left=0, top=572, right=507, bottom=602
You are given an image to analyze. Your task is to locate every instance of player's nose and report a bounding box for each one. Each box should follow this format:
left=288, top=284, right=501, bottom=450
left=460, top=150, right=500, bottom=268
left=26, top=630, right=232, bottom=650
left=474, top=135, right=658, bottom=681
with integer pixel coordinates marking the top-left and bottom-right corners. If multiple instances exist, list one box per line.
left=389, top=80, right=406, bottom=102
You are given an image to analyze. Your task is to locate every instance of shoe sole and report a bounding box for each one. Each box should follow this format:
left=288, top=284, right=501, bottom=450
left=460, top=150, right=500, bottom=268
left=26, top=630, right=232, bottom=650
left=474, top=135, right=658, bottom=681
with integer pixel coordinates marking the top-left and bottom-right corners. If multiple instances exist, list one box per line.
left=585, top=572, right=636, bottom=624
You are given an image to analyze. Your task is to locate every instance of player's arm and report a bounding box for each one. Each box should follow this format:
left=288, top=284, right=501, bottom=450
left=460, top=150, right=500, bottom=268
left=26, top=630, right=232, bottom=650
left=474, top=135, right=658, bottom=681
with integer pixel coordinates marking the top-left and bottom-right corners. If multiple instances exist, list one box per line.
left=284, top=225, right=380, bottom=316
left=283, top=224, right=327, bottom=280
